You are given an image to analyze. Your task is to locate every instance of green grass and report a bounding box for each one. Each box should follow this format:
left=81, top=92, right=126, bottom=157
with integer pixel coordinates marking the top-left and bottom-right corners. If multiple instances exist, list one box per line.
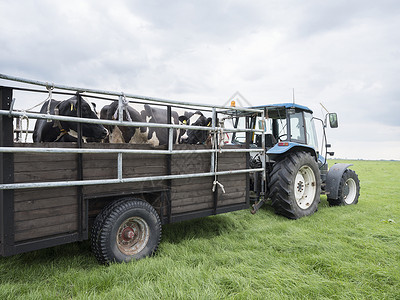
left=1, top=160, right=399, bottom=299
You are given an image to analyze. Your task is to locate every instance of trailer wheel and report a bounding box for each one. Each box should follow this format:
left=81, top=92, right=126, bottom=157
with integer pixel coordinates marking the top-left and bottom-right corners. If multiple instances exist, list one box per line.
left=328, top=169, right=360, bottom=206
left=91, top=199, right=161, bottom=264
left=269, top=151, right=321, bottom=219
left=91, top=198, right=130, bottom=264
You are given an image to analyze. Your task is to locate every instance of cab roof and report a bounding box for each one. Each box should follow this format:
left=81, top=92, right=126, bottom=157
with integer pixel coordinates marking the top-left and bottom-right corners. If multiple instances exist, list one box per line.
left=250, top=103, right=313, bottom=113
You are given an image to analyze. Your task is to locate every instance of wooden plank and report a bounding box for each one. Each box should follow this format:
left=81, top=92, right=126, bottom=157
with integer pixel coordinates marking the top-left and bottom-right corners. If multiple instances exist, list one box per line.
left=171, top=201, right=213, bottom=214
left=14, top=153, right=76, bottom=163
left=15, top=196, right=77, bottom=212
left=14, top=205, right=77, bottom=222
left=219, top=191, right=246, bottom=201
left=14, top=160, right=77, bottom=173
left=15, top=213, right=76, bottom=231
left=171, top=189, right=213, bottom=201
left=14, top=169, right=78, bottom=183
left=171, top=193, right=213, bottom=207
left=171, top=183, right=213, bottom=193
left=218, top=196, right=246, bottom=206
left=82, top=181, right=166, bottom=197
left=15, top=222, right=77, bottom=242
left=14, top=187, right=77, bottom=202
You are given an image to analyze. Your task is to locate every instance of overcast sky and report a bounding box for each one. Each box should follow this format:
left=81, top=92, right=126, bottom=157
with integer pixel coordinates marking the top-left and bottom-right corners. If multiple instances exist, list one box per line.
left=1, top=0, right=399, bottom=160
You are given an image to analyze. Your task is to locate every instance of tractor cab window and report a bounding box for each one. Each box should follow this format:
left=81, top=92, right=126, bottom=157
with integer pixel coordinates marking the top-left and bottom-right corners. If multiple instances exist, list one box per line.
left=276, top=118, right=288, bottom=141
left=289, top=112, right=306, bottom=143
left=304, top=112, right=318, bottom=149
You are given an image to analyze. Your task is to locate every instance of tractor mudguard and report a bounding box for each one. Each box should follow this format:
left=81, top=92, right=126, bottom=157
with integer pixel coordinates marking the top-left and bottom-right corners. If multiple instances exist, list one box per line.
left=325, top=163, right=352, bottom=199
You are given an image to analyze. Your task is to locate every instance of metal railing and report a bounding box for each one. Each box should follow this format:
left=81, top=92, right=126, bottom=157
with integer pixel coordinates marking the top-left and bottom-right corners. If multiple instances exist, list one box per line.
left=0, top=73, right=266, bottom=191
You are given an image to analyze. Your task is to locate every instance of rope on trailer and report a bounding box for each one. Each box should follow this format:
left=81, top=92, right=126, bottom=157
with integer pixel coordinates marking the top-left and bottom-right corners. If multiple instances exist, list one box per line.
left=18, top=112, right=30, bottom=143
left=113, top=92, right=132, bottom=122
left=21, top=82, right=55, bottom=112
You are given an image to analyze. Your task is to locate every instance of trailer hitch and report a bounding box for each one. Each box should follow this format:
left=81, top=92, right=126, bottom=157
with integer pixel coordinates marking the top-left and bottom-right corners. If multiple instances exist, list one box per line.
left=251, top=194, right=266, bottom=214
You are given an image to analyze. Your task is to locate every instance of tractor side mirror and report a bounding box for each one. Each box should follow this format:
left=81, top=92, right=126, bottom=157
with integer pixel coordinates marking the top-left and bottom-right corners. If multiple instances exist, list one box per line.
left=329, top=113, right=338, bottom=128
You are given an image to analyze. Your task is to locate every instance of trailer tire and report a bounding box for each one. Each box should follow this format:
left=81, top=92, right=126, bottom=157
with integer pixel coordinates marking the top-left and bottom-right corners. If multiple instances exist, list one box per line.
left=327, top=169, right=360, bottom=206
left=269, top=151, right=321, bottom=219
left=92, top=198, right=161, bottom=264
left=91, top=198, right=130, bottom=264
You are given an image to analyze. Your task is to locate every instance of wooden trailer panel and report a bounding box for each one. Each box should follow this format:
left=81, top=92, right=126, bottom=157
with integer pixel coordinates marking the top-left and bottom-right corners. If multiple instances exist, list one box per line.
left=170, top=144, right=248, bottom=215
left=9, top=142, right=249, bottom=244
left=13, top=145, right=80, bottom=242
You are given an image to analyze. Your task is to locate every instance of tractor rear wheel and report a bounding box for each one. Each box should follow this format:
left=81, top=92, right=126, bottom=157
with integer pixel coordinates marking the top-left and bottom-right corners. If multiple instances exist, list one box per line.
left=269, top=151, right=321, bottom=219
left=327, top=169, right=360, bottom=206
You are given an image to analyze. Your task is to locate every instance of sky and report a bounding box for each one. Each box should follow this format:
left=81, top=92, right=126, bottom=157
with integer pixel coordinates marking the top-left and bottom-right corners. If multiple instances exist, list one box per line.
left=0, top=0, right=399, bottom=160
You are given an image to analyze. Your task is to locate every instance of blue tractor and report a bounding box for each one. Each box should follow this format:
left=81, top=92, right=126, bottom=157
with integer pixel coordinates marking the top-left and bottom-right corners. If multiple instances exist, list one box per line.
left=230, top=103, right=360, bottom=219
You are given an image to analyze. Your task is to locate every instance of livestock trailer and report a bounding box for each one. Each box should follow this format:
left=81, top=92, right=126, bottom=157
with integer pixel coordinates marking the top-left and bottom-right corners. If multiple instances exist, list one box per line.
left=0, top=76, right=265, bottom=264
left=0, top=74, right=359, bottom=264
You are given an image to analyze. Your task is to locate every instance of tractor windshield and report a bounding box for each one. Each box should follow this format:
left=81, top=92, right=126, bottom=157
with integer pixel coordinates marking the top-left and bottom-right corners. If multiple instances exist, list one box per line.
left=289, top=112, right=306, bottom=143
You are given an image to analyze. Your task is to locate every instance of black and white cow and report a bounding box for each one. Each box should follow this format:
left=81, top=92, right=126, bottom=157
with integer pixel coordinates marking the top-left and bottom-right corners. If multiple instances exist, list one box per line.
left=101, top=101, right=212, bottom=146
left=178, top=111, right=212, bottom=144
left=33, top=96, right=108, bottom=142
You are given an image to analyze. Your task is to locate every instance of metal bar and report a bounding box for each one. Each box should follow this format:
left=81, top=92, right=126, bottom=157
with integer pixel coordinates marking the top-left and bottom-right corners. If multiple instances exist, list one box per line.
left=12, top=232, right=81, bottom=256
left=0, top=147, right=264, bottom=155
left=76, top=93, right=84, bottom=241
left=166, top=106, right=172, bottom=224
left=168, top=128, right=174, bottom=153
left=0, top=168, right=264, bottom=190
left=170, top=203, right=248, bottom=224
left=245, top=116, right=251, bottom=207
left=118, top=94, right=124, bottom=122
left=117, top=153, right=123, bottom=180
left=0, top=73, right=263, bottom=113
left=0, top=109, right=264, bottom=134
left=0, top=87, right=15, bottom=256
left=211, top=108, right=218, bottom=215
left=261, top=108, right=267, bottom=196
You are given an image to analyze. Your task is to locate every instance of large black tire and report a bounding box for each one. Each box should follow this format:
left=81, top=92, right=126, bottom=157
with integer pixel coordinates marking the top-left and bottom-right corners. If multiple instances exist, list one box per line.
left=269, top=151, right=321, bottom=219
left=91, top=198, right=161, bottom=264
left=327, top=169, right=360, bottom=206
left=91, top=198, right=130, bottom=264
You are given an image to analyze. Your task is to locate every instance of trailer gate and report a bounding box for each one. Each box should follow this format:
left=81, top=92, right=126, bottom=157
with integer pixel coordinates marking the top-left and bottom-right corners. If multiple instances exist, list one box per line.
left=0, top=74, right=266, bottom=257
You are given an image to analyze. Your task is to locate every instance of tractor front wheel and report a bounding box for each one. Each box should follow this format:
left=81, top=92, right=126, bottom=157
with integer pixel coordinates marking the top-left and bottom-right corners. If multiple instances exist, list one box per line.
left=269, top=152, right=321, bottom=219
left=327, top=169, right=360, bottom=206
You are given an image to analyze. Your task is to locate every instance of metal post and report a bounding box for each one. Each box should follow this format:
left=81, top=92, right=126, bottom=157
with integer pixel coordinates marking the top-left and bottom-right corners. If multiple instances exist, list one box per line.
left=118, top=153, right=123, bottom=181
left=0, top=87, right=15, bottom=256
left=118, top=94, right=124, bottom=123
left=76, top=93, right=85, bottom=240
left=261, top=109, right=266, bottom=194
left=211, top=108, right=218, bottom=214
left=245, top=116, right=250, bottom=207
left=166, top=106, right=172, bottom=224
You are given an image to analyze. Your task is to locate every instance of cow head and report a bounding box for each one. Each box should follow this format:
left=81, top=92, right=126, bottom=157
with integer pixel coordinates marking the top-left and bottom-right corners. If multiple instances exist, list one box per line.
left=179, top=111, right=212, bottom=144
left=56, top=96, right=108, bottom=141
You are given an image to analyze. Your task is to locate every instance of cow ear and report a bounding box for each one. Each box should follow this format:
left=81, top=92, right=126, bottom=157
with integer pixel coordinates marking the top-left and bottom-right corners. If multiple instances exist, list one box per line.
left=179, top=116, right=188, bottom=125
left=69, top=99, right=78, bottom=112
left=91, top=102, right=98, bottom=114
left=206, top=117, right=212, bottom=127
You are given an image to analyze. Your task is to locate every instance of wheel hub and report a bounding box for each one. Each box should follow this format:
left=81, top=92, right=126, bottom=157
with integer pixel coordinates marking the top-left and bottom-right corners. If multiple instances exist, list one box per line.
left=121, top=227, right=136, bottom=241
left=344, top=178, right=357, bottom=204
left=294, top=165, right=317, bottom=210
left=297, top=181, right=304, bottom=193
left=116, top=217, right=150, bottom=256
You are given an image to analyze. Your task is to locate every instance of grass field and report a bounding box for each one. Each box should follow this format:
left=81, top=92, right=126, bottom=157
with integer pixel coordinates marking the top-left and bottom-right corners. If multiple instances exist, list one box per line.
left=0, top=160, right=399, bottom=299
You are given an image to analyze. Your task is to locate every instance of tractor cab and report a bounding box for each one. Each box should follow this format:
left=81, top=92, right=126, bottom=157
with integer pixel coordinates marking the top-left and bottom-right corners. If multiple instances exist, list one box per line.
left=229, top=103, right=338, bottom=162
